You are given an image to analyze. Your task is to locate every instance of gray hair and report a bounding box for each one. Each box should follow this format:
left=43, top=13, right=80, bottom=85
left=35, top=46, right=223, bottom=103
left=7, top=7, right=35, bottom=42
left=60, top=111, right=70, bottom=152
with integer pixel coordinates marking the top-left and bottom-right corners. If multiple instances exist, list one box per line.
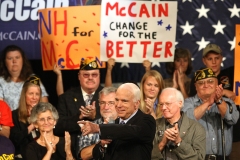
left=118, top=83, right=140, bottom=102
left=161, top=88, right=184, bottom=107
left=98, top=86, right=117, bottom=98
left=29, top=102, right=59, bottom=124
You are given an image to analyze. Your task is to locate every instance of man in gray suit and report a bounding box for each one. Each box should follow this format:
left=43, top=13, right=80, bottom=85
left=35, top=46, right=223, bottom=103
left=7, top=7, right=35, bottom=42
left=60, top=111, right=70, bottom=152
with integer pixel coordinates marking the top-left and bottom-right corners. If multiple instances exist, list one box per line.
left=152, top=88, right=206, bottom=160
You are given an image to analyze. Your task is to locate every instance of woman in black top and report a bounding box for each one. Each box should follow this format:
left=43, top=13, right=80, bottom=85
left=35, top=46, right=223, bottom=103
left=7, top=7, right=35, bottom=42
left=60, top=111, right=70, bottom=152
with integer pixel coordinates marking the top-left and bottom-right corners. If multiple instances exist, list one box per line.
left=25, top=102, right=74, bottom=160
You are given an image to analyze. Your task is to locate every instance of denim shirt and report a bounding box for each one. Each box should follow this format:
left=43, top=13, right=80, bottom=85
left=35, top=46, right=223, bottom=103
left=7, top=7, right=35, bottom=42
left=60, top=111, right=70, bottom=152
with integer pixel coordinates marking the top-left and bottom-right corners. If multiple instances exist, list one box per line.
left=182, top=95, right=239, bottom=156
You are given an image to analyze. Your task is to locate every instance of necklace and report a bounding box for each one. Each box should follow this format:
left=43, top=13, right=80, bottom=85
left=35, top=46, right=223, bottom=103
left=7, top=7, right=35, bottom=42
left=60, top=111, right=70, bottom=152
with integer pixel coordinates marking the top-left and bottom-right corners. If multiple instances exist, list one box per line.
left=39, top=136, right=56, bottom=146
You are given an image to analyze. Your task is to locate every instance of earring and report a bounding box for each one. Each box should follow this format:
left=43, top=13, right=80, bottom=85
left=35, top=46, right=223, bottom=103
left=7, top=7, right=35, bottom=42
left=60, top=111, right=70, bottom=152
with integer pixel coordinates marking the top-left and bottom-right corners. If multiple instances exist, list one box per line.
left=36, top=128, right=38, bottom=131
left=53, top=125, right=55, bottom=129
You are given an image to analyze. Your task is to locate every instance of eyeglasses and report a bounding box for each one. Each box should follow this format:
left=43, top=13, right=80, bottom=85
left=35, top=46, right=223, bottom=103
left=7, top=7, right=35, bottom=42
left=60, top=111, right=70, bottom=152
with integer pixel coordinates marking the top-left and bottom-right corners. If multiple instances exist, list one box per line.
left=37, top=117, right=55, bottom=124
left=158, top=101, right=177, bottom=108
left=81, top=73, right=99, bottom=78
left=196, top=79, right=214, bottom=86
left=99, top=101, right=115, bottom=106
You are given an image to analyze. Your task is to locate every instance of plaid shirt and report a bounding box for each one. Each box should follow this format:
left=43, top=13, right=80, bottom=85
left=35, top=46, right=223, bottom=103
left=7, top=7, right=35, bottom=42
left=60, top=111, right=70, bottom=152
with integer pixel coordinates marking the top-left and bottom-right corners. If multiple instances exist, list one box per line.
left=78, top=118, right=103, bottom=153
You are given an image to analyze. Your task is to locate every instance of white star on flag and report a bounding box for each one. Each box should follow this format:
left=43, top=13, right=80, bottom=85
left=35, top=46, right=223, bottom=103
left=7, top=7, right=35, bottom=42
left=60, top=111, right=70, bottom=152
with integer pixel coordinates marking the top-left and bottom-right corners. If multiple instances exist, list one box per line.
left=151, top=62, right=161, bottom=68
left=120, top=63, right=129, bottom=68
left=180, top=21, right=194, bottom=35
left=221, top=57, right=226, bottom=67
left=214, top=0, right=224, bottom=2
left=196, top=37, right=210, bottom=51
left=182, top=0, right=192, bottom=2
left=228, top=36, right=235, bottom=51
left=196, top=4, right=210, bottom=18
left=212, top=21, right=226, bottom=35
left=228, top=4, right=240, bottom=18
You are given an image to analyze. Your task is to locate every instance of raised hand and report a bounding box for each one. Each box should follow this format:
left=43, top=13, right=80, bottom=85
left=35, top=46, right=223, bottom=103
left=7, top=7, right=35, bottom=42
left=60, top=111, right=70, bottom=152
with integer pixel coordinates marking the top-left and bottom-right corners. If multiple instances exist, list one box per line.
left=64, top=131, right=71, bottom=153
left=143, top=60, right=151, bottom=71
left=53, top=63, right=62, bottom=76
left=78, top=121, right=99, bottom=136
left=107, top=58, right=115, bottom=70
left=43, top=131, right=54, bottom=153
left=164, top=123, right=181, bottom=144
left=79, top=101, right=96, bottom=120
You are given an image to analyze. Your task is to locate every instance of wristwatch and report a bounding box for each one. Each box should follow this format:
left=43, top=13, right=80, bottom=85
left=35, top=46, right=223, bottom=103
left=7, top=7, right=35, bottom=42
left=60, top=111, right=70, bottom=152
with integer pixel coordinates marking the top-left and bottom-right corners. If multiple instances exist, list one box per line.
left=175, top=141, right=181, bottom=148
left=216, top=98, right=223, bottom=105
left=0, top=124, right=2, bottom=131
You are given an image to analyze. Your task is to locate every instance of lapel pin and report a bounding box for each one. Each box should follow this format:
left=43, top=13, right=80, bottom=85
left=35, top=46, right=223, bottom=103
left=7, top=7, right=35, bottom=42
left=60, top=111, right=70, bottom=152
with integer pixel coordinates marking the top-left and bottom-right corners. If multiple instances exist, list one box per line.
left=74, top=98, right=77, bottom=102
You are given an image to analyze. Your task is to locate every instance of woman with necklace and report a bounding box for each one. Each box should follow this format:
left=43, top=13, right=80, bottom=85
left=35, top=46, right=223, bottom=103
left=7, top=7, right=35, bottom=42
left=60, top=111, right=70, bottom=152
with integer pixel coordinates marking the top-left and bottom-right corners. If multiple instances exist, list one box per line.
left=25, top=102, right=74, bottom=160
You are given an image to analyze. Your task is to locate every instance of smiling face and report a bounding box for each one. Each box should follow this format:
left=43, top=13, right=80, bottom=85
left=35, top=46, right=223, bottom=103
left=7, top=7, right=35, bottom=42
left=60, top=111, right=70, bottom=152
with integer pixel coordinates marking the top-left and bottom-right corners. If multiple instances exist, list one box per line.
left=5, top=50, right=23, bottom=75
left=195, top=78, right=217, bottom=98
left=99, top=92, right=118, bottom=121
left=34, top=110, right=56, bottom=132
left=26, top=85, right=41, bottom=110
left=115, top=87, right=139, bottom=120
left=78, top=69, right=100, bottom=93
left=143, top=76, right=160, bottom=99
left=159, top=89, right=182, bottom=122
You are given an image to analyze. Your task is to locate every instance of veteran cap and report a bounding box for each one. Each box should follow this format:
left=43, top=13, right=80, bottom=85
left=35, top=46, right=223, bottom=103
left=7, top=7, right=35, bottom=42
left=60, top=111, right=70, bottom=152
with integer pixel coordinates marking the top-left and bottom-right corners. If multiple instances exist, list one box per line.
left=24, top=75, right=40, bottom=86
left=79, top=58, right=99, bottom=70
left=203, top=44, right=222, bottom=57
left=194, top=68, right=217, bottom=83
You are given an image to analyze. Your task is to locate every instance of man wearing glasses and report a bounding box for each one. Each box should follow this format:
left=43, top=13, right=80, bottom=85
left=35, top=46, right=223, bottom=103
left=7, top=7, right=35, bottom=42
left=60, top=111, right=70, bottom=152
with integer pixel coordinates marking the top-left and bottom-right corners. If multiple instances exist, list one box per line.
left=54, top=58, right=103, bottom=159
left=151, top=88, right=206, bottom=160
left=182, top=68, right=239, bottom=160
left=78, top=86, right=118, bottom=159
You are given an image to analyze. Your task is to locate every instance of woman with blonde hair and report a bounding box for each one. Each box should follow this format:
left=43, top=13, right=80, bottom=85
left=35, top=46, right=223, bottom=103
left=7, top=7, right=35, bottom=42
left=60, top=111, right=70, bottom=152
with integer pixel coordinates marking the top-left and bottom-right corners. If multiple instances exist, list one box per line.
left=140, top=70, right=164, bottom=119
left=10, top=75, right=42, bottom=159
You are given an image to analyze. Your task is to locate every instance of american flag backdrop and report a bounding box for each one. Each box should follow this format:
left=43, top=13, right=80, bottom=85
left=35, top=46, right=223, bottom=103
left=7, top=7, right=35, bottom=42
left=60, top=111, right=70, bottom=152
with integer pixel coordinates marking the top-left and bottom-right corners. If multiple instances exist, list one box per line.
left=108, top=0, right=240, bottom=84
left=0, top=0, right=239, bottom=84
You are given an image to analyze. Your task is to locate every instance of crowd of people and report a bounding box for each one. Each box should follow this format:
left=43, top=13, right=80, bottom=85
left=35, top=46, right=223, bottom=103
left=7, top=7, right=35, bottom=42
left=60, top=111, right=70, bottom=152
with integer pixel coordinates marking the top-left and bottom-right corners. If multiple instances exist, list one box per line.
left=0, top=43, right=239, bottom=160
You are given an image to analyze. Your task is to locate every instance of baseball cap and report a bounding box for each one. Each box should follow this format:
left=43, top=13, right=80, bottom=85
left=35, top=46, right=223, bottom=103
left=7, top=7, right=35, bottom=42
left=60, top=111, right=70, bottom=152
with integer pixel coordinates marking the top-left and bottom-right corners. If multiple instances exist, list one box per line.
left=202, top=44, right=222, bottom=57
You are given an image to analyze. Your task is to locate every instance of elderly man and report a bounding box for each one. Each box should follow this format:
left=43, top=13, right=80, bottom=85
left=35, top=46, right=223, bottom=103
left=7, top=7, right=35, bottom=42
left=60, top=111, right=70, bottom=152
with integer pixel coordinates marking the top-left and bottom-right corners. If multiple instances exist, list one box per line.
left=182, top=68, right=239, bottom=160
left=189, top=43, right=235, bottom=100
left=152, top=88, right=206, bottom=160
left=79, top=86, right=118, bottom=159
left=54, top=58, right=103, bottom=158
left=79, top=83, right=156, bottom=160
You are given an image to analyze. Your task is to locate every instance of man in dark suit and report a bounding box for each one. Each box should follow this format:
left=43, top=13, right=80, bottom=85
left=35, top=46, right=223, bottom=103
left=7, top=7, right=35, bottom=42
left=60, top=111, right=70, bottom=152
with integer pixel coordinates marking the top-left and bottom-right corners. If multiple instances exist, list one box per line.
left=79, top=83, right=156, bottom=160
left=54, top=58, right=103, bottom=158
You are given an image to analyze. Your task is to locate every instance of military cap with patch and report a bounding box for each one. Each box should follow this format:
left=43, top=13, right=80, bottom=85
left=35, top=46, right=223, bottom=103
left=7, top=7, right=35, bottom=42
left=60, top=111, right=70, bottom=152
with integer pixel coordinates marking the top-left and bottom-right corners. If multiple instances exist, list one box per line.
left=194, top=68, right=217, bottom=83
left=79, top=58, right=99, bottom=70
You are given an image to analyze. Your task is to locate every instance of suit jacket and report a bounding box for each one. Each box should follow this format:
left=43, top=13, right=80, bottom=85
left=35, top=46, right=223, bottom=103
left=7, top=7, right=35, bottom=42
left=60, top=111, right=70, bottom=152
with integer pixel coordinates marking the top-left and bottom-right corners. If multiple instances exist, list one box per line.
left=92, top=109, right=156, bottom=160
left=151, top=112, right=206, bottom=160
left=54, top=85, right=103, bottom=158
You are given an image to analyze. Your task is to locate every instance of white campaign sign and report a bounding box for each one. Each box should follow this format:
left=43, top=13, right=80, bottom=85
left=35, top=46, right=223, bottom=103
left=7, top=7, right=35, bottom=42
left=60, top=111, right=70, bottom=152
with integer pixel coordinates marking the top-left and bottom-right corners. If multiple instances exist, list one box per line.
left=100, top=0, right=177, bottom=63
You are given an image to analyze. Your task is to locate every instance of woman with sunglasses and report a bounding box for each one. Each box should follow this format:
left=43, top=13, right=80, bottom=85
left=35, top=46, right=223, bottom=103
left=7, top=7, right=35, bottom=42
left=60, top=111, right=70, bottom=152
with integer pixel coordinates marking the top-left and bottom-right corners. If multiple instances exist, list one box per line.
left=25, top=102, right=74, bottom=160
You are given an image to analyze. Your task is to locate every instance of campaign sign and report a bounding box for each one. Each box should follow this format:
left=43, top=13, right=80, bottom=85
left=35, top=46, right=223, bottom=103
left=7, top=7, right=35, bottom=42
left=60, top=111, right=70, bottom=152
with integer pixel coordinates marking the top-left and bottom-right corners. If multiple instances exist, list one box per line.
left=234, top=25, right=240, bottom=105
left=39, top=5, right=105, bottom=70
left=100, top=0, right=177, bottom=63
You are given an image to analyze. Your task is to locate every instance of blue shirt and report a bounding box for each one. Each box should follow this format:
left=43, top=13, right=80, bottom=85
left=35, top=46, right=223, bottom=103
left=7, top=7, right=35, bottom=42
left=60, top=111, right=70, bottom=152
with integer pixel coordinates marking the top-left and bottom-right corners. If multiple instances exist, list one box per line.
left=182, top=95, right=239, bottom=155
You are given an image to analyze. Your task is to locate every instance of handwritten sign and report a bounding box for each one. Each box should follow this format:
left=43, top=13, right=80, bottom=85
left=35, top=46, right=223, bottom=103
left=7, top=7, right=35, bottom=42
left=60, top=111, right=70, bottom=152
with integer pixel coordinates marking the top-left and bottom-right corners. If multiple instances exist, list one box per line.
left=100, top=0, right=177, bottom=63
left=234, top=25, right=240, bottom=105
left=39, top=6, right=105, bottom=70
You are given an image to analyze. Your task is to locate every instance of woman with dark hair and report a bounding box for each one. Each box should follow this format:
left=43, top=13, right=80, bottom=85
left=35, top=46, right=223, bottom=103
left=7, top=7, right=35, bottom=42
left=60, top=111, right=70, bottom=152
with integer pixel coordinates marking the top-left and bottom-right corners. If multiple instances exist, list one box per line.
left=0, top=45, right=48, bottom=110
left=25, top=102, right=74, bottom=160
left=10, top=75, right=42, bottom=159
left=164, top=48, right=193, bottom=99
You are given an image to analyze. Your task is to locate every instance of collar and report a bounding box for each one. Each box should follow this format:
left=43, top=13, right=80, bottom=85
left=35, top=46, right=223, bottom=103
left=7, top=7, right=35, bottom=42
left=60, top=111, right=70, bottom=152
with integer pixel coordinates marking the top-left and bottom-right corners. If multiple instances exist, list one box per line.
left=119, top=109, right=138, bottom=124
left=81, top=87, right=95, bottom=101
